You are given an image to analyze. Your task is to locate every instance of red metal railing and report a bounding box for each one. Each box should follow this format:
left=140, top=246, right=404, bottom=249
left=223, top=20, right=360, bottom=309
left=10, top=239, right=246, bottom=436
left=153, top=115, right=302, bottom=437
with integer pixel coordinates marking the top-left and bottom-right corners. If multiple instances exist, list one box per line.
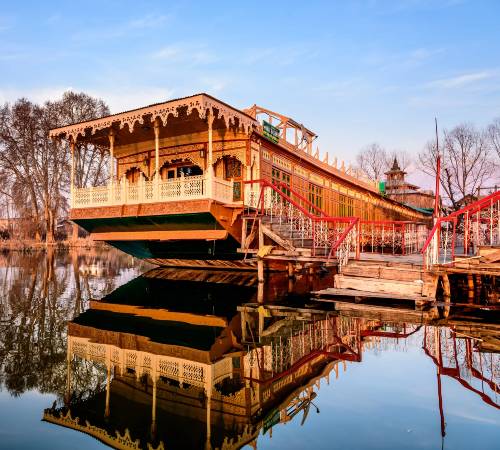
left=360, top=220, right=428, bottom=255
left=244, top=179, right=359, bottom=270
left=245, top=179, right=433, bottom=267
left=422, top=190, right=500, bottom=269
left=423, top=326, right=499, bottom=410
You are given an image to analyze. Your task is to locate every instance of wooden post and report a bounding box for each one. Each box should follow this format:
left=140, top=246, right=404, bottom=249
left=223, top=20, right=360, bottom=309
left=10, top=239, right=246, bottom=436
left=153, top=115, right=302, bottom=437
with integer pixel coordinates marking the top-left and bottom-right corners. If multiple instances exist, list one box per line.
left=206, top=111, right=214, bottom=199
left=257, top=277, right=264, bottom=303
left=154, top=118, right=160, bottom=177
left=108, top=130, right=115, bottom=204
left=442, top=274, right=451, bottom=298
left=151, top=376, right=157, bottom=437
left=287, top=262, right=294, bottom=278
left=467, top=274, right=474, bottom=302
left=356, top=219, right=361, bottom=259
left=70, top=138, right=75, bottom=194
left=153, top=118, right=160, bottom=200
left=257, top=259, right=264, bottom=284
left=241, top=218, right=247, bottom=250
left=65, top=342, right=72, bottom=406
left=205, top=366, right=212, bottom=450
left=109, top=130, right=115, bottom=181
left=105, top=365, right=111, bottom=418
left=475, top=275, right=482, bottom=298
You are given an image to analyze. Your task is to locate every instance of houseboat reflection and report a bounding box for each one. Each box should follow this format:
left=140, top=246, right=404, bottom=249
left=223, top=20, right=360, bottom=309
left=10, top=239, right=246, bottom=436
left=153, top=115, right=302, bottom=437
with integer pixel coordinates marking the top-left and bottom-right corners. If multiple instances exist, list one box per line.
left=42, top=271, right=499, bottom=449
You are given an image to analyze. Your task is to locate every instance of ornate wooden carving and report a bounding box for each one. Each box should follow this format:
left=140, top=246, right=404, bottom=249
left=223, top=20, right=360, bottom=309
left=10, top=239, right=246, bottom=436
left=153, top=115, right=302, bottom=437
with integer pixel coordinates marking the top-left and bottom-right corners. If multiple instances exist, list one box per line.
left=50, top=94, right=257, bottom=141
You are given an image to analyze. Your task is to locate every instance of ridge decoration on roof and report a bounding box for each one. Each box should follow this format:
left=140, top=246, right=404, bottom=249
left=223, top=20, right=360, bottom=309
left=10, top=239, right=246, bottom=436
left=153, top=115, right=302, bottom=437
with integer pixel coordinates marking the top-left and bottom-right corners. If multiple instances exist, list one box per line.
left=49, top=93, right=258, bottom=141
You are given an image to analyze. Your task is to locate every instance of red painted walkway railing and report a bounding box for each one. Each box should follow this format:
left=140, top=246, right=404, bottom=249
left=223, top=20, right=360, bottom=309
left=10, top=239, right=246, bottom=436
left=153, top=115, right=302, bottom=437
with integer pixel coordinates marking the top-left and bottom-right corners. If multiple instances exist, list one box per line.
left=244, top=179, right=430, bottom=269
left=244, top=179, right=359, bottom=271
left=422, top=190, right=500, bottom=269
left=360, top=220, right=428, bottom=255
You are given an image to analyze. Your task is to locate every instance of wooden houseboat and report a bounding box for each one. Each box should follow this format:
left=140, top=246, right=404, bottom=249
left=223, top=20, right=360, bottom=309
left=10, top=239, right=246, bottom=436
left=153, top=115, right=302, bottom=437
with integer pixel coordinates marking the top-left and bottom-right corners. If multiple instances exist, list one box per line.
left=49, top=93, right=430, bottom=267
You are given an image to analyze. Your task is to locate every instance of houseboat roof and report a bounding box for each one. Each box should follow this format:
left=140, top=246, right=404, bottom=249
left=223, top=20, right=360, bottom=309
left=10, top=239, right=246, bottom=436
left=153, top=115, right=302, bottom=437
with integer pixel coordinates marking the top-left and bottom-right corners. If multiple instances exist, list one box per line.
left=49, top=92, right=259, bottom=140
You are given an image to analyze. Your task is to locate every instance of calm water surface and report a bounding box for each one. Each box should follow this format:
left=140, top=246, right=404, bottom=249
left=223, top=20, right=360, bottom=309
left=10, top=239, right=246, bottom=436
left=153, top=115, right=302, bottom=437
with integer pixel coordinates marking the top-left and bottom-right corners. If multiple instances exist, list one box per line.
left=0, top=251, right=498, bottom=450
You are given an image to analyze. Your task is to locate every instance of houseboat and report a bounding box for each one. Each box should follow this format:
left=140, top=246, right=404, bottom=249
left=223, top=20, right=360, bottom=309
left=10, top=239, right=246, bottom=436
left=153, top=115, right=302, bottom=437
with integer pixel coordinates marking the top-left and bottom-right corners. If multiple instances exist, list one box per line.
left=49, top=93, right=430, bottom=267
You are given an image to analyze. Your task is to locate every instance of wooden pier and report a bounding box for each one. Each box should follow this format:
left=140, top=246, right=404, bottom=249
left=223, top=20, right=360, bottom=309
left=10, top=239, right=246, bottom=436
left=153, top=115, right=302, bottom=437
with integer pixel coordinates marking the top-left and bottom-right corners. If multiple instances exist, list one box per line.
left=313, top=255, right=438, bottom=306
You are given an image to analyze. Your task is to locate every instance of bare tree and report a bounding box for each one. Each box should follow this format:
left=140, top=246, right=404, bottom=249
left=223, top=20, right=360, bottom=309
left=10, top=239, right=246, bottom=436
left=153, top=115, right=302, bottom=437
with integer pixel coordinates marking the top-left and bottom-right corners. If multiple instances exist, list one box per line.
left=0, top=92, right=109, bottom=243
left=51, top=92, right=110, bottom=240
left=53, top=92, right=110, bottom=189
left=419, top=123, right=496, bottom=210
left=487, top=118, right=500, bottom=160
left=355, top=143, right=389, bottom=181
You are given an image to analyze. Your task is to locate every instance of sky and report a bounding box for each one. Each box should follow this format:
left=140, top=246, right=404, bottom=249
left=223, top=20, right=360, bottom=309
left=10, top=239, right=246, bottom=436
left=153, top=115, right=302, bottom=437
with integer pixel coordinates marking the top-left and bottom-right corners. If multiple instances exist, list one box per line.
left=0, top=0, right=499, bottom=186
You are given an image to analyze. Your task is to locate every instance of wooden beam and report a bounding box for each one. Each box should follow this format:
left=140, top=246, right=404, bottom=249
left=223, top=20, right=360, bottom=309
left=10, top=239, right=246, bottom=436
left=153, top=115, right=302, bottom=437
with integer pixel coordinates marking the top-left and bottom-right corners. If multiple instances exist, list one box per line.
left=89, top=301, right=228, bottom=327
left=91, top=229, right=228, bottom=241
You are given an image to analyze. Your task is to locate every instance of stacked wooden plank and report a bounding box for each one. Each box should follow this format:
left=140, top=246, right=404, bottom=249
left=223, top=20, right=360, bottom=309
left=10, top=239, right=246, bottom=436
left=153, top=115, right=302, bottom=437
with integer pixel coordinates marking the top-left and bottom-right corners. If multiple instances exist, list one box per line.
left=314, top=260, right=437, bottom=305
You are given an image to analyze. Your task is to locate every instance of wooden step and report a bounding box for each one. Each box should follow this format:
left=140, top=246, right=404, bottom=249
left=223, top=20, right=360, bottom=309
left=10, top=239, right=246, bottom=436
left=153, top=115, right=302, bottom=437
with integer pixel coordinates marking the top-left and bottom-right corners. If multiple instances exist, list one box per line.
left=313, top=287, right=431, bottom=302
left=342, top=263, right=424, bottom=281
left=335, top=274, right=424, bottom=296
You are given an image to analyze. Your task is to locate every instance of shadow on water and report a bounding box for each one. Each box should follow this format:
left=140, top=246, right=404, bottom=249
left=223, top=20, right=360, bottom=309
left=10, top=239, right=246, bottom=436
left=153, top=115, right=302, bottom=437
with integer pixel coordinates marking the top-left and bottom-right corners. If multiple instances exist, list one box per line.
left=0, top=251, right=498, bottom=449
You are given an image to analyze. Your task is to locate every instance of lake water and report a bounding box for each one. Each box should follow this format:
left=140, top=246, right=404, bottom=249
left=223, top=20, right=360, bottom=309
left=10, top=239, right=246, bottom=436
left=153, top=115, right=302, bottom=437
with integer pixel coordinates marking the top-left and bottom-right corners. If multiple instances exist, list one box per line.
left=0, top=251, right=498, bottom=450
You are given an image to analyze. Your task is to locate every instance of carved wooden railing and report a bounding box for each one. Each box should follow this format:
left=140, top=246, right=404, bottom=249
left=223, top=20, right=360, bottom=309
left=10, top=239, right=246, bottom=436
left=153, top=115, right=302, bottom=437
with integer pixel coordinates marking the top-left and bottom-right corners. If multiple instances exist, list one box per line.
left=71, top=174, right=236, bottom=209
left=69, top=336, right=233, bottom=388
left=244, top=180, right=359, bottom=271
left=422, top=190, right=500, bottom=269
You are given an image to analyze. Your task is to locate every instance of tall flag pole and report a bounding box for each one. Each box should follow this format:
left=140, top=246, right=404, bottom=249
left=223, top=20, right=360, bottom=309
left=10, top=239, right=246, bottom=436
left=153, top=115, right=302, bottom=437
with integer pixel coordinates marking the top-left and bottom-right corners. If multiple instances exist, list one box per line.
left=434, top=118, right=441, bottom=218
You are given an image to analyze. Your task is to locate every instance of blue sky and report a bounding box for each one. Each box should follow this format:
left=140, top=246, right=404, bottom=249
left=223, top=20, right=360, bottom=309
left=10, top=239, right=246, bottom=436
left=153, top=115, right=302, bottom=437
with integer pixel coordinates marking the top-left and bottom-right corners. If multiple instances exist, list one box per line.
left=1, top=0, right=499, bottom=184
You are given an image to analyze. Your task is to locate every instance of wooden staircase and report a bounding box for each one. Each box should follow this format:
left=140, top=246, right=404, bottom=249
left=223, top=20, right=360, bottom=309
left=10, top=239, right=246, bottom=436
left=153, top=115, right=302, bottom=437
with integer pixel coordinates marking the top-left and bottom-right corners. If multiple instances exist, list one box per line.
left=261, top=216, right=331, bottom=258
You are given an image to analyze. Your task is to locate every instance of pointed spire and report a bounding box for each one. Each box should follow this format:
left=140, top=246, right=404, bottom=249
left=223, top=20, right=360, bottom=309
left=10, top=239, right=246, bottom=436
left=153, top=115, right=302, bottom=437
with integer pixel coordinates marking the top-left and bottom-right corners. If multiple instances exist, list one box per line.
left=391, top=157, right=400, bottom=171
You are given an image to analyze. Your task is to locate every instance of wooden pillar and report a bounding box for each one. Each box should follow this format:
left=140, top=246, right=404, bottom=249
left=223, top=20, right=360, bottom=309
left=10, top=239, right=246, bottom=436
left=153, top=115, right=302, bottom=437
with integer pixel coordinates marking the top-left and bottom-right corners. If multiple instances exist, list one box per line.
left=70, top=138, right=75, bottom=191
left=109, top=130, right=115, bottom=182
left=257, top=276, right=264, bottom=303
left=257, top=259, right=264, bottom=284
left=206, top=111, right=215, bottom=199
left=65, top=342, right=72, bottom=406
left=205, top=366, right=212, bottom=450
left=467, top=274, right=474, bottom=302
left=154, top=119, right=160, bottom=178
left=105, top=365, right=111, bottom=418
left=241, top=218, right=247, bottom=250
left=442, top=274, right=451, bottom=298
left=475, top=275, right=482, bottom=299
left=151, top=376, right=157, bottom=437
left=288, top=262, right=294, bottom=278
left=241, top=309, right=247, bottom=342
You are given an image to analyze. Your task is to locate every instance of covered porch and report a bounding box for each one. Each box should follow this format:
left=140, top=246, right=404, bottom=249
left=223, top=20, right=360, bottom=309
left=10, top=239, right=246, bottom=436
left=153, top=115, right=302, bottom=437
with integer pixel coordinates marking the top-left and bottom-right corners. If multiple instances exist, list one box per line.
left=71, top=168, right=237, bottom=207
left=49, top=94, right=257, bottom=210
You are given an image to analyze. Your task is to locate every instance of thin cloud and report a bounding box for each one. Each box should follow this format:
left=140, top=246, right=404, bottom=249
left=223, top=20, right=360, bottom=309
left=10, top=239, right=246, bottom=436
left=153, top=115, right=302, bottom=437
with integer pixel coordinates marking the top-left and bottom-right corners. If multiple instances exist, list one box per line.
left=128, top=14, right=170, bottom=29
left=72, top=14, right=171, bottom=41
left=312, top=78, right=367, bottom=97
left=427, top=71, right=495, bottom=88
left=364, top=47, right=445, bottom=71
left=151, top=43, right=217, bottom=66
left=242, top=44, right=319, bottom=66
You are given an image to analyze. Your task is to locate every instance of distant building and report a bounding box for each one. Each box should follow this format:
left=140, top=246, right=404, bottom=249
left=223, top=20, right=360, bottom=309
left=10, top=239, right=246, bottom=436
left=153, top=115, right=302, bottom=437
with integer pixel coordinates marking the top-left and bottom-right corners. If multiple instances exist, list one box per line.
left=383, top=158, right=435, bottom=212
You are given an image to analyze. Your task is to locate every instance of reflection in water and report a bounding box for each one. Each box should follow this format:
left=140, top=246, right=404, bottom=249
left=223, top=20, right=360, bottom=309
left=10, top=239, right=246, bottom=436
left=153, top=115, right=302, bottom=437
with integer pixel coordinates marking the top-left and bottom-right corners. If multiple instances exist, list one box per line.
left=0, top=250, right=148, bottom=398
left=33, top=267, right=499, bottom=450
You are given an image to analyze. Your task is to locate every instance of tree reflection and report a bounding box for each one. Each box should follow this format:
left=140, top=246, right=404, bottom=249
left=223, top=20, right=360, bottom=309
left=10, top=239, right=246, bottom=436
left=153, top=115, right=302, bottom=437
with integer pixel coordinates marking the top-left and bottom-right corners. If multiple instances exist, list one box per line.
left=0, top=249, right=147, bottom=398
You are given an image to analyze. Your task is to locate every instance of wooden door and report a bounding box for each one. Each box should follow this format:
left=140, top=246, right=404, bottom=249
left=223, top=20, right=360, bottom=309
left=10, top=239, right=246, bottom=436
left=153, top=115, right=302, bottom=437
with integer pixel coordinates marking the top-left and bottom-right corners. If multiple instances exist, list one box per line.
left=224, top=157, right=243, bottom=201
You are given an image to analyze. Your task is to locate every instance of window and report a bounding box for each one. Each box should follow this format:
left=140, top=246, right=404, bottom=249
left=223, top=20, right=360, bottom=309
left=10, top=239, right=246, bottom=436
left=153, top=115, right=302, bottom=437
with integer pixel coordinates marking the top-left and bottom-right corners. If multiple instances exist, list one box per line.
left=224, top=157, right=242, bottom=179
left=177, top=165, right=202, bottom=177
left=308, top=183, right=323, bottom=212
left=339, top=194, right=354, bottom=216
left=272, top=166, right=291, bottom=196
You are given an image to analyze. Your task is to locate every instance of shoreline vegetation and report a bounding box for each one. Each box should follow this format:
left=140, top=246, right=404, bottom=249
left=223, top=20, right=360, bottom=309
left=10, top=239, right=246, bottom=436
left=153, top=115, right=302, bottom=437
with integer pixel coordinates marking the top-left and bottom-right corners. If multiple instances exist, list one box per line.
left=0, top=237, right=106, bottom=252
